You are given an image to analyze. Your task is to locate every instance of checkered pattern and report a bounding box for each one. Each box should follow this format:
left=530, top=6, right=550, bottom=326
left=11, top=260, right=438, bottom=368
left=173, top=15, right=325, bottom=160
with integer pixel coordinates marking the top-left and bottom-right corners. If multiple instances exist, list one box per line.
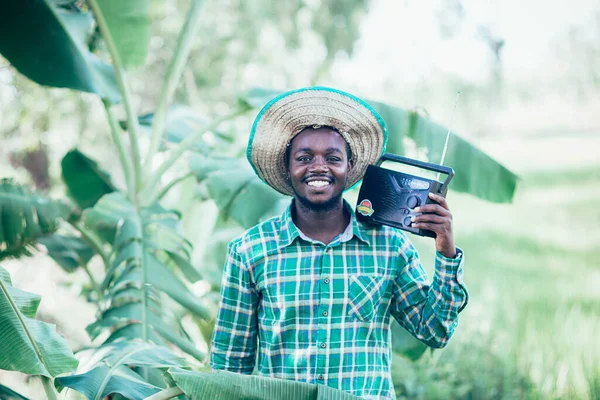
left=210, top=200, right=468, bottom=400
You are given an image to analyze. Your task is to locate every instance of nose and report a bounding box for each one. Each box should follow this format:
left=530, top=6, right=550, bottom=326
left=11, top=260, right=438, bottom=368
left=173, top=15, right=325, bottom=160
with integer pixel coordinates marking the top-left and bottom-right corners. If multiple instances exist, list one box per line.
left=308, top=157, right=329, bottom=173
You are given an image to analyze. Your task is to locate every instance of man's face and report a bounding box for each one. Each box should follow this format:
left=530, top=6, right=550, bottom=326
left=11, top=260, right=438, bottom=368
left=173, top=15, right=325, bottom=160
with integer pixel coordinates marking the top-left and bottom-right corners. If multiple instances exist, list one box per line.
left=287, top=127, right=353, bottom=211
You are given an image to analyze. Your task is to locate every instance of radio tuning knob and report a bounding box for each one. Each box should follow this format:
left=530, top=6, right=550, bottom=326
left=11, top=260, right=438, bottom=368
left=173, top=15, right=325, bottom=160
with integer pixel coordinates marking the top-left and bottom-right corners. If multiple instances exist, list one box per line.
left=407, top=195, right=420, bottom=209
left=403, top=216, right=412, bottom=227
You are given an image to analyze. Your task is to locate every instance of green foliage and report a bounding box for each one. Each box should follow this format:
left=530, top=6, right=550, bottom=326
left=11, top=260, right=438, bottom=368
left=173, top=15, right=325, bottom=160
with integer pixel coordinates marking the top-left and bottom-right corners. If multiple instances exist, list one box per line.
left=55, top=341, right=186, bottom=400
left=189, top=155, right=287, bottom=228
left=371, top=101, right=518, bottom=203
left=0, top=179, right=73, bottom=261
left=61, top=149, right=117, bottom=210
left=94, top=0, right=151, bottom=68
left=0, top=0, right=120, bottom=102
left=166, top=367, right=362, bottom=400
left=0, top=384, right=30, bottom=400
left=126, top=105, right=231, bottom=153
left=83, top=193, right=208, bottom=359
left=0, top=265, right=79, bottom=377
left=37, top=234, right=95, bottom=273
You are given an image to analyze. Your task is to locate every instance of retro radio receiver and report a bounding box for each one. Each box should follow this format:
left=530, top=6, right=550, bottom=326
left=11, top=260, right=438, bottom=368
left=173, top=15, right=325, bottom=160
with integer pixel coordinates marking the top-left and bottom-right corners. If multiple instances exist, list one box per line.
left=355, top=154, right=454, bottom=238
left=355, top=92, right=460, bottom=238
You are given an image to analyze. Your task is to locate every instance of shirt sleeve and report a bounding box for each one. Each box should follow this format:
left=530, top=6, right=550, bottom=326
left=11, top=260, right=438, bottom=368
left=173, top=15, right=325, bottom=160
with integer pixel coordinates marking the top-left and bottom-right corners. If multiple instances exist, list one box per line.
left=390, top=238, right=468, bottom=349
left=210, top=240, right=259, bottom=373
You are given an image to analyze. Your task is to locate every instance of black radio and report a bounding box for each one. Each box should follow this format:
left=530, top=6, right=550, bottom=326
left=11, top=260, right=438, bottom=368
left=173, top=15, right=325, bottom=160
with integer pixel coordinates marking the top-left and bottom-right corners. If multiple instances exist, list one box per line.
left=355, top=153, right=454, bottom=238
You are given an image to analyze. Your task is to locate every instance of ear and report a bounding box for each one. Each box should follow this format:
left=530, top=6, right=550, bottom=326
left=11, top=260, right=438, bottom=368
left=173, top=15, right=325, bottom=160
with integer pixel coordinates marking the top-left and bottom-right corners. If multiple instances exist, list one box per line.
left=347, top=157, right=354, bottom=172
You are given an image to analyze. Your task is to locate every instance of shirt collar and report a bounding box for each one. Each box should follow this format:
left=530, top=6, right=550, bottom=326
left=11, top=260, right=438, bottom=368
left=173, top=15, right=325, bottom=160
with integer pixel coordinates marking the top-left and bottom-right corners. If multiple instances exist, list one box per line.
left=278, top=199, right=371, bottom=247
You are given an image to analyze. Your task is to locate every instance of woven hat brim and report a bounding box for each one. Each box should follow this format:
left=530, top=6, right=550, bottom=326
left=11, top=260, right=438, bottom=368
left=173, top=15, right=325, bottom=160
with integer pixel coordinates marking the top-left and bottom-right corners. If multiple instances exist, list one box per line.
left=247, top=87, right=388, bottom=196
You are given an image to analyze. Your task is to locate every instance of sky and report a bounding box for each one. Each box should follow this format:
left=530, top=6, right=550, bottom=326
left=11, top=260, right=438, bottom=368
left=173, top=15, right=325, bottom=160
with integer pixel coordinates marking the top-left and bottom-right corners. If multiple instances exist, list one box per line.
left=333, top=0, right=599, bottom=89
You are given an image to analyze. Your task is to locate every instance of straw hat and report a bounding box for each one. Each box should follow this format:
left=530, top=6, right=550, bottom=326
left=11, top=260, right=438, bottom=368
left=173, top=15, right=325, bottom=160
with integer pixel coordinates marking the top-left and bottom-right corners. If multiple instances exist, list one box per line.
left=247, top=86, right=388, bottom=196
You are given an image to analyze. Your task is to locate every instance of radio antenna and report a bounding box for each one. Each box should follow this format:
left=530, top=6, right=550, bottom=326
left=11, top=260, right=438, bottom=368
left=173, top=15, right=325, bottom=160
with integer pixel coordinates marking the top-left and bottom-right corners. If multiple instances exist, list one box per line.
left=437, top=90, right=461, bottom=181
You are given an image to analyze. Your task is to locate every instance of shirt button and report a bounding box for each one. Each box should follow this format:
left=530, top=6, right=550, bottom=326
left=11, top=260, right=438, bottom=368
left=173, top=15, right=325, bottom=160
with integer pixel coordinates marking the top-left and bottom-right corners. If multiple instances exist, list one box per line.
left=317, top=374, right=324, bottom=380
left=320, top=343, right=326, bottom=349
left=324, top=278, right=330, bottom=284
left=322, top=311, right=328, bottom=317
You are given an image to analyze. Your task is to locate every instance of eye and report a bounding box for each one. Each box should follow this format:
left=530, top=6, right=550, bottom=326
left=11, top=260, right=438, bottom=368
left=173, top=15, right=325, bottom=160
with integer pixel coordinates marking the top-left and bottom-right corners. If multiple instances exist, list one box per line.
left=327, top=157, right=342, bottom=163
left=297, top=156, right=311, bottom=162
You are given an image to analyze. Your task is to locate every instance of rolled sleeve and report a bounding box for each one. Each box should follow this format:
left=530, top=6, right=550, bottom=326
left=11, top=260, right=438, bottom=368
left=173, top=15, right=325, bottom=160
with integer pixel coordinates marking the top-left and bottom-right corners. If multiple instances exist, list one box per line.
left=210, top=241, right=259, bottom=374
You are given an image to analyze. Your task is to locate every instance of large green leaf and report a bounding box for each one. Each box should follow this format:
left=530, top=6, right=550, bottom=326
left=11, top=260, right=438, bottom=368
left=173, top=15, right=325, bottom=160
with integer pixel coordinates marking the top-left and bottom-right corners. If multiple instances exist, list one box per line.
left=239, top=88, right=518, bottom=203
left=0, top=384, right=29, bottom=400
left=167, top=368, right=362, bottom=399
left=0, top=1, right=120, bottom=102
left=370, top=101, right=518, bottom=203
left=94, top=0, right=151, bottom=68
left=55, top=341, right=185, bottom=400
left=0, top=265, right=79, bottom=377
left=0, top=179, right=73, bottom=261
left=38, top=234, right=95, bottom=273
left=61, top=149, right=117, bottom=210
left=119, top=106, right=232, bottom=156
left=189, top=155, right=287, bottom=229
left=82, top=193, right=208, bottom=360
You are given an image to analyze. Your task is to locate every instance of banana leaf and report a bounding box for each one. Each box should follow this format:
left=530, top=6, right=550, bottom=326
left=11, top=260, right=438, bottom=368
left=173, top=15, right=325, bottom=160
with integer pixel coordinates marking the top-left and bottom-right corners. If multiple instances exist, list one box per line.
left=82, top=193, right=208, bottom=360
left=0, top=0, right=120, bottom=102
left=61, top=149, right=117, bottom=210
left=121, top=106, right=232, bottom=153
left=188, top=155, right=288, bottom=229
left=38, top=234, right=95, bottom=273
left=55, top=341, right=185, bottom=400
left=0, top=179, right=73, bottom=261
left=239, top=87, right=518, bottom=203
left=93, top=0, right=151, bottom=68
left=166, top=367, right=362, bottom=400
left=0, top=265, right=78, bottom=377
left=0, top=384, right=29, bottom=400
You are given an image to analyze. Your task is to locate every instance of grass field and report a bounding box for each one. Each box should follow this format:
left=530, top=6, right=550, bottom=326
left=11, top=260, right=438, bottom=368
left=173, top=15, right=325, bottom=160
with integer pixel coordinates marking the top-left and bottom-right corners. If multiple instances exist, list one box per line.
left=391, top=133, right=600, bottom=399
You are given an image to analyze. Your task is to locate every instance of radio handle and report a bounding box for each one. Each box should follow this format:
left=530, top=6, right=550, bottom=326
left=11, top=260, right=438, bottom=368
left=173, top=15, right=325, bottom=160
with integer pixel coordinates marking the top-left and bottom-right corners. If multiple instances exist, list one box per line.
left=376, top=153, right=455, bottom=192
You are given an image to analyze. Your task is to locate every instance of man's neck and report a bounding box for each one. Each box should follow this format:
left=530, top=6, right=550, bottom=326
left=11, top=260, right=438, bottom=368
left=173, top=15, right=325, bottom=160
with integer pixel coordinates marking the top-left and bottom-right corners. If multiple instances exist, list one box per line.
left=291, top=199, right=350, bottom=245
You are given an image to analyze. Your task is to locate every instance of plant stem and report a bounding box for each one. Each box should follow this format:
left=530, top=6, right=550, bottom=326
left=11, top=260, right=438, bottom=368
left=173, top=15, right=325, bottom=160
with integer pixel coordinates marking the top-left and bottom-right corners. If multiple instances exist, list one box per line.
left=70, top=221, right=109, bottom=270
left=81, top=263, right=102, bottom=303
left=40, top=376, right=58, bottom=400
left=89, top=0, right=143, bottom=195
left=144, top=387, right=184, bottom=400
left=102, top=99, right=136, bottom=202
left=149, top=172, right=195, bottom=205
left=144, top=0, right=205, bottom=170
left=142, top=106, right=249, bottom=205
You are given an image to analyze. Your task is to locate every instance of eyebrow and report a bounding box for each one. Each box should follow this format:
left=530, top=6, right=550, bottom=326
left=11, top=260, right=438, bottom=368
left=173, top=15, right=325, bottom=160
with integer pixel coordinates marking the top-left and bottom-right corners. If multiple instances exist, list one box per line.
left=293, top=147, right=344, bottom=155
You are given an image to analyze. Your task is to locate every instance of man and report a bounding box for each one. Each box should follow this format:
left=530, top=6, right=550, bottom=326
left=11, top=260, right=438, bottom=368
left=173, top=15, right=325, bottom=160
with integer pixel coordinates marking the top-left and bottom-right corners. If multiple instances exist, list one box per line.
left=210, top=87, right=468, bottom=399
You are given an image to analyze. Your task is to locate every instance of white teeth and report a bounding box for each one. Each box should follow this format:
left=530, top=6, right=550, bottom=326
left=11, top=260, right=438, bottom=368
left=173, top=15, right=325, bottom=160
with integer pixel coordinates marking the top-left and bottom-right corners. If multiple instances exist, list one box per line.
left=307, top=180, right=330, bottom=187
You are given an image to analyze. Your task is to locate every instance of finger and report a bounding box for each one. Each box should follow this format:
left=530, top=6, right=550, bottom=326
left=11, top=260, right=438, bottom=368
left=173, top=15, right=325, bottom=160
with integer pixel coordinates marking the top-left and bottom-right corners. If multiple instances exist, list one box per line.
left=414, top=204, right=451, bottom=217
left=411, top=221, right=446, bottom=233
left=428, top=193, right=450, bottom=211
left=412, top=214, right=447, bottom=225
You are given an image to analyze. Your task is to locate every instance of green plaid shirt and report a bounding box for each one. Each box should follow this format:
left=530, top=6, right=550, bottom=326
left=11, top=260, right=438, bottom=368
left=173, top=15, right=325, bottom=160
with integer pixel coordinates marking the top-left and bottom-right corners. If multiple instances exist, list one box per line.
left=210, top=200, right=468, bottom=399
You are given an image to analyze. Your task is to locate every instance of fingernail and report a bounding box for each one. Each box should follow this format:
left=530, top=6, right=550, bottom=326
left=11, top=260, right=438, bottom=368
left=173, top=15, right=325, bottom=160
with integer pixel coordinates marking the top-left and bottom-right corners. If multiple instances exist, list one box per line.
left=411, top=216, right=416, bottom=222
left=414, top=207, right=421, bottom=212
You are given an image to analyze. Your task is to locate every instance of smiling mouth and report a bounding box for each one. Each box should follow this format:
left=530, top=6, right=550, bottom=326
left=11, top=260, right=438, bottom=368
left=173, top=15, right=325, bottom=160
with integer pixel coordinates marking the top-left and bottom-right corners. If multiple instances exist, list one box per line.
left=306, top=180, right=331, bottom=188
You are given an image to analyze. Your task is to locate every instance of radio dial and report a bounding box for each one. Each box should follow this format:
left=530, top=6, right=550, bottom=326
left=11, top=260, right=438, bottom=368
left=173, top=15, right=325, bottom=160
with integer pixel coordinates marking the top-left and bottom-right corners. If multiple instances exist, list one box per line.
left=407, top=195, right=420, bottom=209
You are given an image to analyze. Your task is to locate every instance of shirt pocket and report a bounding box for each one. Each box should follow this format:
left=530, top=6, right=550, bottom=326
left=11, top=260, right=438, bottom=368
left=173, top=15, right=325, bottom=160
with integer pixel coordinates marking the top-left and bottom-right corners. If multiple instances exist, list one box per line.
left=347, top=274, right=386, bottom=322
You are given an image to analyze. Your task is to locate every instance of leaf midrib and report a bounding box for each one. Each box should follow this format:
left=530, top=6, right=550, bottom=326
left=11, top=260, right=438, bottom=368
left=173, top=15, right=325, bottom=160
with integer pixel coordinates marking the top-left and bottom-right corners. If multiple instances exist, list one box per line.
left=93, top=344, right=151, bottom=400
left=0, top=276, right=49, bottom=376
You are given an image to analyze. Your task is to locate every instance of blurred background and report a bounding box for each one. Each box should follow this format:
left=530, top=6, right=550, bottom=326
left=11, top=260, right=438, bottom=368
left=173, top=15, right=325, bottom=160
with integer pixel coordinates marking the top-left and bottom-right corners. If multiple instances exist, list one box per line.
left=1, top=0, right=599, bottom=398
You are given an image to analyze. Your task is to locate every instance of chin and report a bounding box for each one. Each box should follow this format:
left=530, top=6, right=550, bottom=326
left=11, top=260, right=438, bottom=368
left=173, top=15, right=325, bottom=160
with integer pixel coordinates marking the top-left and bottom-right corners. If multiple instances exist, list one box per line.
left=296, top=192, right=343, bottom=211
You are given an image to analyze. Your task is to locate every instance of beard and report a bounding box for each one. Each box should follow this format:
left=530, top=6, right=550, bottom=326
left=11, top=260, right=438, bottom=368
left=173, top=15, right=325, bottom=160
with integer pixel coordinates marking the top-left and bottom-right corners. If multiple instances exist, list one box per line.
left=294, top=190, right=344, bottom=212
